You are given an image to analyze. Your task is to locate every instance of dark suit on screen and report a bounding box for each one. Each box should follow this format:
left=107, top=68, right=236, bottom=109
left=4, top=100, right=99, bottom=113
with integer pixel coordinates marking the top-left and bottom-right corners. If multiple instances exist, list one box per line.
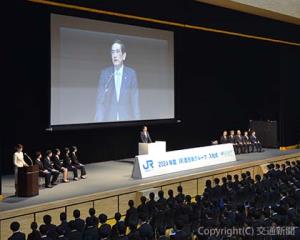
left=95, top=66, right=140, bottom=122
left=140, top=131, right=152, bottom=143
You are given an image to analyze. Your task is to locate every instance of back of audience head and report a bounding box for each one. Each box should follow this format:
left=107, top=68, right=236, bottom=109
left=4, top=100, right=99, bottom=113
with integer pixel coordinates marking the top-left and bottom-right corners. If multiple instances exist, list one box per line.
left=89, top=207, right=96, bottom=216
left=115, top=212, right=122, bottom=221
left=39, top=224, right=48, bottom=235
left=31, top=221, right=38, bottom=231
left=140, top=195, right=147, bottom=204
left=60, top=212, right=67, bottom=222
left=149, top=192, right=155, bottom=200
left=99, top=213, right=108, bottom=224
left=73, top=209, right=80, bottom=219
left=128, top=199, right=134, bottom=208
left=158, top=190, right=164, bottom=199
left=10, top=221, right=20, bottom=232
left=43, top=214, right=52, bottom=225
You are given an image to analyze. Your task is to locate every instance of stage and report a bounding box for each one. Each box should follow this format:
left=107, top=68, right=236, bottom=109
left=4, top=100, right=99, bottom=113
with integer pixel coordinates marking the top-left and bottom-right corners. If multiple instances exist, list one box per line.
left=1, top=148, right=300, bottom=213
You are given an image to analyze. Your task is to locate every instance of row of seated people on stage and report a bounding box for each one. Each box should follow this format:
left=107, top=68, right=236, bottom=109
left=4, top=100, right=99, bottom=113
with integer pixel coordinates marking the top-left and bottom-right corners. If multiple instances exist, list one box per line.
left=14, top=144, right=87, bottom=189
left=8, top=160, right=300, bottom=240
left=36, top=146, right=87, bottom=188
left=220, top=130, right=262, bottom=154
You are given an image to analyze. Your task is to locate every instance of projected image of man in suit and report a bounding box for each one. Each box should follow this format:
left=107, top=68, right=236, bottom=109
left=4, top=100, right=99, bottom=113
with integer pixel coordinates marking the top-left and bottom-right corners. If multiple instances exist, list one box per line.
left=95, top=40, right=140, bottom=122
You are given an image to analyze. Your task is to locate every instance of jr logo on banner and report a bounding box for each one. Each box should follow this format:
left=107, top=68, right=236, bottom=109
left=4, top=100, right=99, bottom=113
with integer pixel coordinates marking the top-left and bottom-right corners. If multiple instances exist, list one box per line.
left=143, top=160, right=154, bottom=171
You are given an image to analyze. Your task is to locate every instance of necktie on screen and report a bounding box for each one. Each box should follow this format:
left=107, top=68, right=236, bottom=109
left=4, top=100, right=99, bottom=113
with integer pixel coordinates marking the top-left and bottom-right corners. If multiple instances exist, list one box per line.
left=116, top=70, right=121, bottom=102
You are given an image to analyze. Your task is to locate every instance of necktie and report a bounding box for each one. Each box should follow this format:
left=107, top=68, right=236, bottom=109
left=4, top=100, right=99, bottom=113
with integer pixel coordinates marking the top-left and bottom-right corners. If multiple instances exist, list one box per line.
left=116, top=70, right=121, bottom=102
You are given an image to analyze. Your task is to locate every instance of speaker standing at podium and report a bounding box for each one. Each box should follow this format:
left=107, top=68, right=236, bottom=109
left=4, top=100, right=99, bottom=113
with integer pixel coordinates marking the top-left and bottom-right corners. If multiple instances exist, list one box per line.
left=13, top=144, right=29, bottom=194
left=140, top=126, right=152, bottom=143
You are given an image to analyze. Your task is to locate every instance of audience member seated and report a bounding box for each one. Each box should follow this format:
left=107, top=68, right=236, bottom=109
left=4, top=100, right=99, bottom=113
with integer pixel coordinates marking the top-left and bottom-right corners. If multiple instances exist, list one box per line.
left=72, top=209, right=85, bottom=232
left=98, top=214, right=111, bottom=240
left=43, top=214, right=58, bottom=240
left=35, top=152, right=52, bottom=188
left=8, top=221, right=26, bottom=240
left=63, top=147, right=79, bottom=181
left=39, top=224, right=52, bottom=240
left=70, top=146, right=87, bottom=179
left=88, top=208, right=99, bottom=227
left=83, top=217, right=98, bottom=240
left=43, top=150, right=59, bottom=186
left=27, top=222, right=41, bottom=240
left=8, top=159, right=300, bottom=240
left=68, top=220, right=82, bottom=240
left=111, top=212, right=124, bottom=240
left=52, top=148, right=69, bottom=183
left=57, top=212, right=70, bottom=237
left=125, top=200, right=139, bottom=227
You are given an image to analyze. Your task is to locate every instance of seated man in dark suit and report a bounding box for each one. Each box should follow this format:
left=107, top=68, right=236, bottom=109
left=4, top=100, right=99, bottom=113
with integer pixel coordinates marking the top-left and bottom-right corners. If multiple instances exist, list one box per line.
left=70, top=146, right=87, bottom=179
left=228, top=130, right=238, bottom=154
left=250, top=131, right=262, bottom=152
left=35, top=152, right=52, bottom=188
left=95, top=39, right=140, bottom=122
left=43, top=150, right=59, bottom=186
left=220, top=130, right=228, bottom=144
left=140, top=126, right=152, bottom=143
left=242, top=131, right=253, bottom=153
left=8, top=221, right=26, bottom=240
left=234, top=130, right=245, bottom=154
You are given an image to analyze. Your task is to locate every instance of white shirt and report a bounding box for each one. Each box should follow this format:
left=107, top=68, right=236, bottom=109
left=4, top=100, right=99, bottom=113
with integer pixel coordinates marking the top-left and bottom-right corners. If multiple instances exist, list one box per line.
left=114, top=65, right=123, bottom=102
left=13, top=152, right=28, bottom=168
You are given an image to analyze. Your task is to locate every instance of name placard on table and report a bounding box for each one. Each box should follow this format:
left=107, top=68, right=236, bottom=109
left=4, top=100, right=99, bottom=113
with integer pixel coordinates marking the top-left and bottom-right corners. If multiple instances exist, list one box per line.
left=132, top=143, right=236, bottom=179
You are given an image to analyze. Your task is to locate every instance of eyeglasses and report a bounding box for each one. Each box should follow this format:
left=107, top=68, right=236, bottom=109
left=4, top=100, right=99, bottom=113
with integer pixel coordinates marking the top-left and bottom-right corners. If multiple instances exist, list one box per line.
left=111, top=49, right=122, bottom=54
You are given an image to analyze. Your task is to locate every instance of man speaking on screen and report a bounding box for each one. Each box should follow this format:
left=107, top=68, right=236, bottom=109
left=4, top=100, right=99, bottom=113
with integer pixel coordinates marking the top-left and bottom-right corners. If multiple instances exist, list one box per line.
left=95, top=40, right=140, bottom=122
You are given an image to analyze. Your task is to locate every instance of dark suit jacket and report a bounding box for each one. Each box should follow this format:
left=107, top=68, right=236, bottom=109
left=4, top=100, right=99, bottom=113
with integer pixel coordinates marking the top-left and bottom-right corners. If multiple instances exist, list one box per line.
left=43, top=157, right=54, bottom=172
left=68, top=230, right=82, bottom=240
left=70, top=153, right=80, bottom=166
left=140, top=131, right=152, bottom=143
left=138, top=222, right=154, bottom=240
left=95, top=65, right=140, bottom=122
left=52, top=155, right=63, bottom=171
left=8, top=232, right=26, bottom=240
left=220, top=136, right=228, bottom=144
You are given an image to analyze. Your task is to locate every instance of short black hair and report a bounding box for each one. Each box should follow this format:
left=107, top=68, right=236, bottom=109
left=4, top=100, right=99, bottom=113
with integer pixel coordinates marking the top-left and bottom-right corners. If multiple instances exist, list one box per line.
left=43, top=215, right=52, bottom=224
left=73, top=209, right=80, bottom=218
left=60, top=212, right=67, bottom=221
left=31, top=222, right=38, bottom=230
left=99, top=214, right=107, bottom=224
left=10, top=221, right=20, bottom=232
left=39, top=224, right=47, bottom=235
left=112, top=39, right=126, bottom=53
left=114, top=212, right=121, bottom=221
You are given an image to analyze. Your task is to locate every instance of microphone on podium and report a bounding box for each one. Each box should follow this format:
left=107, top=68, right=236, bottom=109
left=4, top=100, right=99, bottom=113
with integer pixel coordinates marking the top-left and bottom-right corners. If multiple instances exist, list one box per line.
left=24, top=153, right=33, bottom=166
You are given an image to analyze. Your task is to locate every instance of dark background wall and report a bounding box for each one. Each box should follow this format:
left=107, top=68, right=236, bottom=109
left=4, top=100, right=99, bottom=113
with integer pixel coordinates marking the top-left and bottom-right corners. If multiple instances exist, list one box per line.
left=1, top=0, right=300, bottom=174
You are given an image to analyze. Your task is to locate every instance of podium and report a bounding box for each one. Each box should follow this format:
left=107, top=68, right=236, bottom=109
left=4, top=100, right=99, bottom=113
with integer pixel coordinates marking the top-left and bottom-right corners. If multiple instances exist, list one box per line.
left=17, top=165, right=39, bottom=197
left=138, top=141, right=166, bottom=155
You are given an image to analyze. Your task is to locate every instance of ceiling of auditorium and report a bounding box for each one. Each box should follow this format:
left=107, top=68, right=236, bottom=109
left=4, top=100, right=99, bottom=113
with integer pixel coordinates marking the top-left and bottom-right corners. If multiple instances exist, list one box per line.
left=196, top=0, right=300, bottom=25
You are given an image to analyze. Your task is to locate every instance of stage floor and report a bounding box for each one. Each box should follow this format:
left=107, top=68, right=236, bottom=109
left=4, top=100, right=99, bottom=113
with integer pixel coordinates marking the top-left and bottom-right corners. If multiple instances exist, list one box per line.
left=1, top=148, right=300, bottom=212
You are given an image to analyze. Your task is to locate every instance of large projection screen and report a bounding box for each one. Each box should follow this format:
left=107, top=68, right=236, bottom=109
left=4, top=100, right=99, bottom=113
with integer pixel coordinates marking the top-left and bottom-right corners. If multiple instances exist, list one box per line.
left=51, top=14, right=174, bottom=126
